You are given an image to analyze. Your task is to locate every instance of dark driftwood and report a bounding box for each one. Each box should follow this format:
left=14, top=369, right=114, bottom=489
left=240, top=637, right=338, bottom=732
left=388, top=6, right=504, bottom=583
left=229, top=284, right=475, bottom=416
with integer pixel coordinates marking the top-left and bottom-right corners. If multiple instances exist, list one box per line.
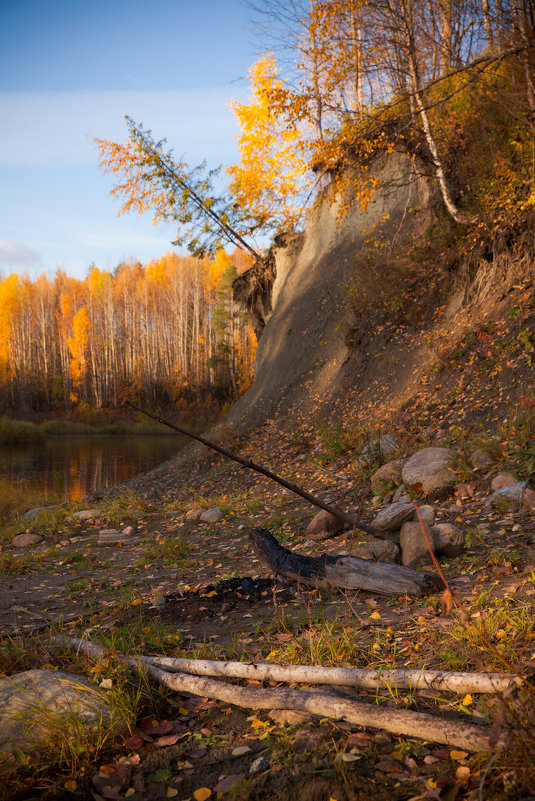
left=250, top=528, right=440, bottom=596
left=127, top=401, right=396, bottom=542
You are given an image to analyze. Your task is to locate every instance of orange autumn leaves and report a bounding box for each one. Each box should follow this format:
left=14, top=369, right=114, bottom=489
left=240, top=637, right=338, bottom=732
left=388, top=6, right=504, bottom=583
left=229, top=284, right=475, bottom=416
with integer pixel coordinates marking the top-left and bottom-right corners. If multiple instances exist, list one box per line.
left=227, top=54, right=313, bottom=233
left=0, top=250, right=256, bottom=413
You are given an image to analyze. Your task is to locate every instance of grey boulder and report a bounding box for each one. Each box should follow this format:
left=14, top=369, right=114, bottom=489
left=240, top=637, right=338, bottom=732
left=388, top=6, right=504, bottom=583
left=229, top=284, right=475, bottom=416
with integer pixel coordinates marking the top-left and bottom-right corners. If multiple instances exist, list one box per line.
left=0, top=669, right=122, bottom=754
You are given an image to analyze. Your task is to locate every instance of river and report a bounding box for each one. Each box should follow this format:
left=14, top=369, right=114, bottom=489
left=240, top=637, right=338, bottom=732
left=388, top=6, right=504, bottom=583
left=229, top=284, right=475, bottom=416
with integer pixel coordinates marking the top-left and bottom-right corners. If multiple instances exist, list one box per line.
left=0, top=434, right=186, bottom=505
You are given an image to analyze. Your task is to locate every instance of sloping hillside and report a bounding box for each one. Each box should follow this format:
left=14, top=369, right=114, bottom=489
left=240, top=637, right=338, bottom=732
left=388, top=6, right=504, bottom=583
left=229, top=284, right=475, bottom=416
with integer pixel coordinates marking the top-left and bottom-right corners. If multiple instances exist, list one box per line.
left=229, top=150, right=534, bottom=437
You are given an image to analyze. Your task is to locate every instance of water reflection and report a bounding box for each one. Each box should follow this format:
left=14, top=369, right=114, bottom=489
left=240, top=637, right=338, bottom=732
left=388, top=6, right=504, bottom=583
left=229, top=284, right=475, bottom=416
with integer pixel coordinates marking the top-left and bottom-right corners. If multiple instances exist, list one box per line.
left=0, top=435, right=185, bottom=503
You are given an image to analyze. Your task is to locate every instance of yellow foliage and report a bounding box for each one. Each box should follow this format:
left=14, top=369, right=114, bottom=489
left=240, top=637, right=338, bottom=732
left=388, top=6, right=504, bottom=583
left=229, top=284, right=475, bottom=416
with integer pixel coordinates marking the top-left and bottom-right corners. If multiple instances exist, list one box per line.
left=0, top=274, right=20, bottom=375
left=67, top=306, right=91, bottom=386
left=228, top=53, right=313, bottom=232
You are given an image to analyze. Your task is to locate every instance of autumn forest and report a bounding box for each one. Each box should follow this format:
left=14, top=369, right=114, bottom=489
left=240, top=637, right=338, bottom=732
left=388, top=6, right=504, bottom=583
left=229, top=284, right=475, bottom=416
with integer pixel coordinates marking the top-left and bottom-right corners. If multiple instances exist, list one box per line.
left=0, top=249, right=255, bottom=415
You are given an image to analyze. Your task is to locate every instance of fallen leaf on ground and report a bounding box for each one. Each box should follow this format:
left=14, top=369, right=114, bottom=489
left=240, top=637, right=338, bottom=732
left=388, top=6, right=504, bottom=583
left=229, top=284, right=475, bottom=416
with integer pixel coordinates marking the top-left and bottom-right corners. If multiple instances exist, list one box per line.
left=212, top=774, right=244, bottom=793
left=232, top=746, right=251, bottom=756
left=441, top=588, right=454, bottom=617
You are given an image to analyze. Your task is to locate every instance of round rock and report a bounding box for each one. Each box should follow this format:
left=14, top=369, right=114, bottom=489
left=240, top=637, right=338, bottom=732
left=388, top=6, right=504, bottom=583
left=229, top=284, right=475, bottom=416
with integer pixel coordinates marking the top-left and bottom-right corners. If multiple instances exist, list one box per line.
left=12, top=533, right=43, bottom=548
left=0, top=669, right=122, bottom=754
left=491, top=472, right=518, bottom=492
left=305, top=508, right=344, bottom=540
left=199, top=507, right=223, bottom=523
left=402, top=448, right=454, bottom=494
left=431, top=523, right=464, bottom=557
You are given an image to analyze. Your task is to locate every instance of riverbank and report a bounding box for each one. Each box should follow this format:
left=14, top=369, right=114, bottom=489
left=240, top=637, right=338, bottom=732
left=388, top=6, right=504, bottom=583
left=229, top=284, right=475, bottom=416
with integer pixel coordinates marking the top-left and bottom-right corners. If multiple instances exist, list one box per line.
left=1, top=400, right=534, bottom=799
left=0, top=415, right=185, bottom=445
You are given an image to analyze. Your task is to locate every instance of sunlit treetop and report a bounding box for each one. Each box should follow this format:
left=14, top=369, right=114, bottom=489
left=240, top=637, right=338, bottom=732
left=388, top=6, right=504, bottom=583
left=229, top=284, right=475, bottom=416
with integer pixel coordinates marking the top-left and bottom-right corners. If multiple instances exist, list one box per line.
left=95, top=117, right=262, bottom=260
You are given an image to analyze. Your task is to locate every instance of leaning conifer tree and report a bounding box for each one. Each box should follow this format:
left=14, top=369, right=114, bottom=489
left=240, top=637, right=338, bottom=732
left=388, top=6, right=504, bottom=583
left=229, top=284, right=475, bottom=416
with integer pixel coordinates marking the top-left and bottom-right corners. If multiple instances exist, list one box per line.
left=95, top=116, right=262, bottom=260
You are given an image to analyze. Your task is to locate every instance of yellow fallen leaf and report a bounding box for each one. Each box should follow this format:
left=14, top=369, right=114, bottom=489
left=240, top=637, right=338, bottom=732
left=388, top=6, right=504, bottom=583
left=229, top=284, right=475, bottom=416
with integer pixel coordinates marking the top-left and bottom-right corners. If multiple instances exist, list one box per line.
left=194, top=788, right=212, bottom=801
left=125, top=789, right=136, bottom=798
left=462, top=693, right=473, bottom=706
left=450, top=750, right=469, bottom=761
left=64, top=779, right=77, bottom=791
left=141, top=626, right=151, bottom=635
left=455, top=765, right=470, bottom=782
left=131, top=598, right=142, bottom=606
left=370, top=611, right=381, bottom=620
left=250, top=717, right=267, bottom=728
left=167, top=788, right=179, bottom=798
left=496, top=629, right=506, bottom=639
left=206, top=590, right=217, bottom=598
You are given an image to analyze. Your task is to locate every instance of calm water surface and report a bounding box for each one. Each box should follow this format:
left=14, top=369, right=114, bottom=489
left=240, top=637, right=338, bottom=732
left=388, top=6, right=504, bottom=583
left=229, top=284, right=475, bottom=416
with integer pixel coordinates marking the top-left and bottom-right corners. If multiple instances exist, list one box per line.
left=0, top=435, right=186, bottom=504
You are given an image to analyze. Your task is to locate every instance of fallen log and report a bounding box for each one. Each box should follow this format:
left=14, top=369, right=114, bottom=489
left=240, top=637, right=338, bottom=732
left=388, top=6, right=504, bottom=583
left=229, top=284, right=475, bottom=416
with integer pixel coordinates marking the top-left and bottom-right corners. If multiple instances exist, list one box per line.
left=51, top=636, right=507, bottom=753
left=137, top=656, right=521, bottom=695
left=250, top=528, right=440, bottom=596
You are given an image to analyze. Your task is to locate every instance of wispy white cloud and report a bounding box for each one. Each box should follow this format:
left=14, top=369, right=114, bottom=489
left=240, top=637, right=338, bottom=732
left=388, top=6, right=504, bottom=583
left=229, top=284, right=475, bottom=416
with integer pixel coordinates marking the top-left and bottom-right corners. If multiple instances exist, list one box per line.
left=0, top=88, right=245, bottom=169
left=0, top=239, right=41, bottom=267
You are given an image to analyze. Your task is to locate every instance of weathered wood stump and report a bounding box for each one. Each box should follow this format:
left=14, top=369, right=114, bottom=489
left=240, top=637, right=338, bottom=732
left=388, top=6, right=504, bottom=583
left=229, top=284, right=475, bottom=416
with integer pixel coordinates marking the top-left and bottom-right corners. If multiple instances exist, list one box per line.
left=250, top=528, right=440, bottom=596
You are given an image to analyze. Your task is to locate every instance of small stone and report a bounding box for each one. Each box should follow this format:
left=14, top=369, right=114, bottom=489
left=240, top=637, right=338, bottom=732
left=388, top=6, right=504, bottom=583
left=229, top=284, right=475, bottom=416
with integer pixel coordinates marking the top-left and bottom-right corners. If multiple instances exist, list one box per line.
left=471, top=449, right=493, bottom=469
left=305, top=508, right=344, bottom=540
left=431, top=523, right=464, bottom=557
left=370, top=459, right=407, bottom=494
left=151, top=595, right=166, bottom=608
left=122, top=525, right=135, bottom=536
left=491, top=482, right=528, bottom=510
left=72, top=509, right=100, bottom=521
left=402, top=447, right=454, bottom=494
left=491, top=472, right=518, bottom=492
left=12, top=533, right=43, bottom=547
left=392, top=485, right=407, bottom=502
left=377, top=434, right=399, bottom=455
left=98, top=530, right=140, bottom=546
left=302, top=540, right=316, bottom=548
left=22, top=505, right=59, bottom=521
left=249, top=755, right=270, bottom=775
left=413, top=505, right=435, bottom=526
left=372, top=501, right=414, bottom=532
left=199, top=507, right=223, bottom=523
left=185, top=508, right=203, bottom=522
left=353, top=539, right=400, bottom=562
left=400, top=521, right=435, bottom=569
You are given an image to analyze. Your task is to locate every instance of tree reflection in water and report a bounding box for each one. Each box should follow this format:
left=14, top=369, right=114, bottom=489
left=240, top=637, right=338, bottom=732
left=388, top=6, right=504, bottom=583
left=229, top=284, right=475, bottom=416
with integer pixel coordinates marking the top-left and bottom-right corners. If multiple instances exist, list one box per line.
left=0, top=435, right=184, bottom=503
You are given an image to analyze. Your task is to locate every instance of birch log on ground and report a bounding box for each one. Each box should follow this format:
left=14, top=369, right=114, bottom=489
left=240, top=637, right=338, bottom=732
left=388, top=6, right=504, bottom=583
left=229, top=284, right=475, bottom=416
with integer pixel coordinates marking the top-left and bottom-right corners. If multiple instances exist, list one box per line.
left=250, top=528, right=441, bottom=595
left=51, top=636, right=507, bottom=753
left=138, top=656, right=520, bottom=695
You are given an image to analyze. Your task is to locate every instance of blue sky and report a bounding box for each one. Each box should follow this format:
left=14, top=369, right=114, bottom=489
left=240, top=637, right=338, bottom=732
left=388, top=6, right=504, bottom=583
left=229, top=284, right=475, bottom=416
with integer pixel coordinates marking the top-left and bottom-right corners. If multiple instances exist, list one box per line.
left=0, top=0, right=258, bottom=278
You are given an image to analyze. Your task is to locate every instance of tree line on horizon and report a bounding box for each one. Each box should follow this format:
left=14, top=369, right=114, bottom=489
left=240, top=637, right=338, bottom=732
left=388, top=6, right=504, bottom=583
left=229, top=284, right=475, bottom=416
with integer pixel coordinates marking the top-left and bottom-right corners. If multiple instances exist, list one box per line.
left=0, top=248, right=256, bottom=416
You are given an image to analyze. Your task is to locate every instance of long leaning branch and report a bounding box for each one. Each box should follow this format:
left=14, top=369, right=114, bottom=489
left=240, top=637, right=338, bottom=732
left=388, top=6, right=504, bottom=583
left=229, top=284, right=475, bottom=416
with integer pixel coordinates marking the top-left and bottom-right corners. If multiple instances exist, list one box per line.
left=127, top=401, right=394, bottom=541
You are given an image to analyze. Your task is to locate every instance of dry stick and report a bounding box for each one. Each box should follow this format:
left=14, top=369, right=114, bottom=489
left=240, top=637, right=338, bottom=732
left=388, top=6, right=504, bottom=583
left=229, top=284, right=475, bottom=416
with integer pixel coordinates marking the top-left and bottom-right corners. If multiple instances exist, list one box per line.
left=136, top=655, right=520, bottom=695
left=51, top=636, right=506, bottom=753
left=127, top=401, right=391, bottom=541
left=413, top=503, right=535, bottom=696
